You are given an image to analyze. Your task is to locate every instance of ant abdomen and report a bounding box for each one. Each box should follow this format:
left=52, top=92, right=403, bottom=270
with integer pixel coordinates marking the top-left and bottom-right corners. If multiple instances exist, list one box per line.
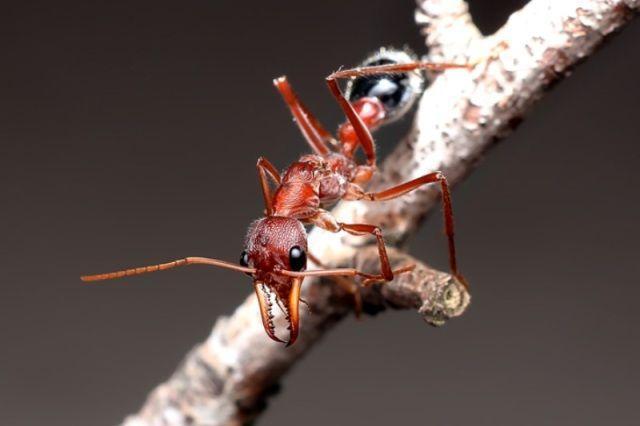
left=345, top=47, right=425, bottom=126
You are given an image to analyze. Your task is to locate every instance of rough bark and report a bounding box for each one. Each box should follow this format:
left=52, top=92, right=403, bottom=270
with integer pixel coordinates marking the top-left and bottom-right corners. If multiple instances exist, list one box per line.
left=123, top=248, right=469, bottom=426
left=122, top=1, right=639, bottom=425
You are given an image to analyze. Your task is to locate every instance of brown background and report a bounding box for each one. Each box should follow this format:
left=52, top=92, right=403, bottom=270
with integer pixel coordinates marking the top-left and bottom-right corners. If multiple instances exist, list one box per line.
left=1, top=1, right=639, bottom=425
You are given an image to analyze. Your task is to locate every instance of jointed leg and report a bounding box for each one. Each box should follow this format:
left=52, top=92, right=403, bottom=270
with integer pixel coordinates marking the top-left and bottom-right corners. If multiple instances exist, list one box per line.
left=309, top=209, right=394, bottom=281
left=273, top=76, right=334, bottom=156
left=328, top=61, right=470, bottom=81
left=296, top=94, right=337, bottom=150
left=345, top=171, right=463, bottom=282
left=340, top=223, right=394, bottom=280
left=256, top=156, right=281, bottom=216
left=325, top=76, right=377, bottom=166
left=325, top=60, right=471, bottom=168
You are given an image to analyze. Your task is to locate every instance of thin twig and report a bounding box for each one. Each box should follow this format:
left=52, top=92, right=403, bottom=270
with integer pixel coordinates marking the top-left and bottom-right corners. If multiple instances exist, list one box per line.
left=122, top=248, right=468, bottom=426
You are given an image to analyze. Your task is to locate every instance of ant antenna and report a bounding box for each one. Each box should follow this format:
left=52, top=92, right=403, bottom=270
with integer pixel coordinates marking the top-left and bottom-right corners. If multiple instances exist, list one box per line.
left=80, top=257, right=256, bottom=282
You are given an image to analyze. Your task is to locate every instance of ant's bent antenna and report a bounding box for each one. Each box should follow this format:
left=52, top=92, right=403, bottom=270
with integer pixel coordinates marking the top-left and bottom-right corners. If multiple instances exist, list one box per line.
left=81, top=257, right=256, bottom=282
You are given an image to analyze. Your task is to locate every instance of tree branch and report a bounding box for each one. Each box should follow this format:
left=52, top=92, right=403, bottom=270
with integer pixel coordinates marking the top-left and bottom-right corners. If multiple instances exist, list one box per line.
left=122, top=248, right=468, bottom=426
left=415, top=0, right=483, bottom=61
left=121, top=1, right=639, bottom=425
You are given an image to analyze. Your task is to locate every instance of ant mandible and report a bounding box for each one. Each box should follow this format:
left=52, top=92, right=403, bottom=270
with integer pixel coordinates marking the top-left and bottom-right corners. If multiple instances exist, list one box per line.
left=82, top=48, right=471, bottom=346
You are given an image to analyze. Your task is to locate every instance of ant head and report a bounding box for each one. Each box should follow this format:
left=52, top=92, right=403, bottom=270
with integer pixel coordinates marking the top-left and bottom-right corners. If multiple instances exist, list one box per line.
left=241, top=216, right=308, bottom=345
left=241, top=216, right=307, bottom=291
left=345, top=47, right=424, bottom=126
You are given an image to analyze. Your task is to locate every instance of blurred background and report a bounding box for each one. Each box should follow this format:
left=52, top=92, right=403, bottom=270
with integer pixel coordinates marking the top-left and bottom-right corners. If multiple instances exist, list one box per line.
left=1, top=1, right=639, bottom=425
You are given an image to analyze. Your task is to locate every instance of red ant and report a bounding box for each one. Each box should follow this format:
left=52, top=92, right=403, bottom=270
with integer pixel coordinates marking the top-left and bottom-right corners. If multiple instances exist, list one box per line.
left=82, top=48, right=470, bottom=346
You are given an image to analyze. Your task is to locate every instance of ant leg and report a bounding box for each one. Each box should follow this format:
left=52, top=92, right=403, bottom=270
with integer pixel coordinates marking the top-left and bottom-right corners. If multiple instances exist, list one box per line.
left=256, top=156, right=281, bottom=216
left=340, top=223, right=394, bottom=281
left=308, top=251, right=362, bottom=317
left=309, top=209, right=394, bottom=281
left=331, top=44, right=507, bottom=82
left=325, top=60, right=471, bottom=168
left=296, top=93, right=338, bottom=150
left=329, top=61, right=470, bottom=81
left=325, top=75, right=377, bottom=167
left=345, top=172, right=465, bottom=286
left=273, top=76, right=336, bottom=156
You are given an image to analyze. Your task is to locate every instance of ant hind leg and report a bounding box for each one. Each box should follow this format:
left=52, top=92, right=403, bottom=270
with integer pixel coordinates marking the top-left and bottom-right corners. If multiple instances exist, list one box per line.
left=344, top=172, right=466, bottom=288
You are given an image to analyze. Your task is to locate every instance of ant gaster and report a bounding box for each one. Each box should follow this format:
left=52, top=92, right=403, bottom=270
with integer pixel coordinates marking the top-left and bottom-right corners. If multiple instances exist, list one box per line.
left=82, top=48, right=470, bottom=346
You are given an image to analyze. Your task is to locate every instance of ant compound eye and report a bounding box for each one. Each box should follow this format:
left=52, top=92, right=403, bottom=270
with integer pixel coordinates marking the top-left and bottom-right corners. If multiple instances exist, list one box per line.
left=288, top=246, right=307, bottom=272
left=239, top=250, right=252, bottom=276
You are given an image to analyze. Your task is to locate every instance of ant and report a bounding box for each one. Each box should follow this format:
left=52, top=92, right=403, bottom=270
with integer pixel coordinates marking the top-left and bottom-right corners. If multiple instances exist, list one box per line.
left=82, top=48, right=471, bottom=346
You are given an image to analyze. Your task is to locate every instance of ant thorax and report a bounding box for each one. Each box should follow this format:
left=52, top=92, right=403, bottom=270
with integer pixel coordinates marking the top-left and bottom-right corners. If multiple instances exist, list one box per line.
left=271, top=153, right=357, bottom=219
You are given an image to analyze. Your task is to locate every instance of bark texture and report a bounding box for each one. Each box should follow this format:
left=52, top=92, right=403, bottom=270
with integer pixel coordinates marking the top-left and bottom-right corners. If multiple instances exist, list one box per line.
left=123, top=248, right=469, bottom=426
left=122, top=1, right=639, bottom=425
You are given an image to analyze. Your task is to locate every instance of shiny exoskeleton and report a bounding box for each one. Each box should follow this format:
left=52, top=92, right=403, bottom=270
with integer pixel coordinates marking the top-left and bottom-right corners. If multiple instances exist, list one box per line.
left=82, top=48, right=470, bottom=346
left=346, top=48, right=424, bottom=124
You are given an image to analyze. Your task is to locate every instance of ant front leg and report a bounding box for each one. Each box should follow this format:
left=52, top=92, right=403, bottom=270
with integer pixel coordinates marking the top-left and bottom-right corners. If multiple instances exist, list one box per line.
left=345, top=171, right=466, bottom=287
left=329, top=61, right=471, bottom=81
left=273, top=76, right=337, bottom=156
left=309, top=209, right=394, bottom=281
